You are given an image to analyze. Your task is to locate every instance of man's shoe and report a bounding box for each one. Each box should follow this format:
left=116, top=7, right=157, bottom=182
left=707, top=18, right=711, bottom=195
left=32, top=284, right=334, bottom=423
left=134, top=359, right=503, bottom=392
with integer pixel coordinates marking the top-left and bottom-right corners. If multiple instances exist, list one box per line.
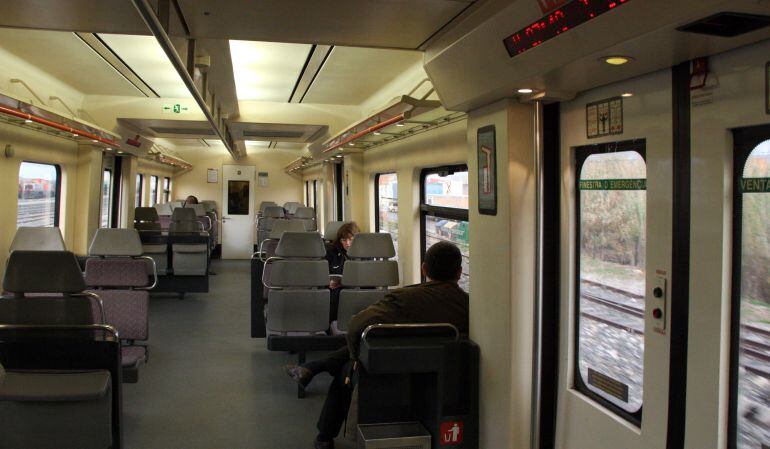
left=284, top=364, right=312, bottom=387
left=314, top=436, right=334, bottom=449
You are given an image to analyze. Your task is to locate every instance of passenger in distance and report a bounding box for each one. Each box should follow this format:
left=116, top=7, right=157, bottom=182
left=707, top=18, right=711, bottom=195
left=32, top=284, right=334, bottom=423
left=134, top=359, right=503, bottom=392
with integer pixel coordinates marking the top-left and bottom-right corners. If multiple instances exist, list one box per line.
left=325, top=222, right=360, bottom=323
left=286, top=241, right=469, bottom=449
left=184, top=195, right=199, bottom=206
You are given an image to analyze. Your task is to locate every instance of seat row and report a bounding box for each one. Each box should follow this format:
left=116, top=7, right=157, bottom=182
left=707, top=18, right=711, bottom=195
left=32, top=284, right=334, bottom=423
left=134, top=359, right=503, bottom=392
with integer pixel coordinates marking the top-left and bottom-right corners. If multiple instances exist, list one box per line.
left=0, top=226, right=161, bottom=448
left=256, top=201, right=317, bottom=245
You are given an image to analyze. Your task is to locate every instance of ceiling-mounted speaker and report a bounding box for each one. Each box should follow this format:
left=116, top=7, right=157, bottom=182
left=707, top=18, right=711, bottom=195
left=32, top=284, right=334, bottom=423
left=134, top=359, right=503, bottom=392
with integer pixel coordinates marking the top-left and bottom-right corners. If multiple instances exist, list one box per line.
left=4, top=144, right=14, bottom=158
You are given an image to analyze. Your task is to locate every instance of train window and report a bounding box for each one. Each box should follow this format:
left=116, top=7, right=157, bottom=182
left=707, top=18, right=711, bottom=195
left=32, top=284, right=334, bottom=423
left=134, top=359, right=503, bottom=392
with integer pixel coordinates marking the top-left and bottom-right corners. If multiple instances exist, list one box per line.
left=100, top=168, right=112, bottom=228
left=313, top=180, right=318, bottom=212
left=420, top=166, right=469, bottom=291
left=305, top=180, right=309, bottom=206
left=163, top=177, right=171, bottom=203
left=375, top=173, right=398, bottom=260
left=17, top=161, right=61, bottom=228
left=575, top=144, right=646, bottom=423
left=136, top=174, right=144, bottom=207
left=730, top=133, right=770, bottom=449
left=150, top=175, right=158, bottom=206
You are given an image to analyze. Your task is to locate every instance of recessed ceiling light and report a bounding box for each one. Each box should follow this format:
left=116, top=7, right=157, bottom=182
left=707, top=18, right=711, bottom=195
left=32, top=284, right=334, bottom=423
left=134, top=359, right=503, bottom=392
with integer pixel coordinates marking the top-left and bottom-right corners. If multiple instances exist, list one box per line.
left=395, top=123, right=404, bottom=127
left=348, top=142, right=355, bottom=146
left=517, top=88, right=534, bottom=94
left=117, top=150, right=125, bottom=154
left=336, top=155, right=343, bottom=158
left=601, top=56, right=634, bottom=66
left=24, top=119, right=33, bottom=124
left=71, top=133, right=78, bottom=137
left=373, top=131, right=381, bottom=135
left=91, top=139, right=99, bottom=143
left=621, top=92, right=634, bottom=97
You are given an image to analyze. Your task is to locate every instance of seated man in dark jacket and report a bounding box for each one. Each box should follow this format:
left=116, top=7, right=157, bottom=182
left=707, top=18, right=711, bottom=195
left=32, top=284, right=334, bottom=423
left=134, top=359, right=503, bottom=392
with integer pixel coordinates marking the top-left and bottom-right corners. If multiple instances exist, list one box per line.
left=286, top=241, right=469, bottom=449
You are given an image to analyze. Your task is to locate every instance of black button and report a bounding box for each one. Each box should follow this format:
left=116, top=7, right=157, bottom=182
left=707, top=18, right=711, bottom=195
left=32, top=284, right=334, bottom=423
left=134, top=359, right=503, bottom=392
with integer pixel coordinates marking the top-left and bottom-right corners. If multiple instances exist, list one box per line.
left=653, top=287, right=663, bottom=298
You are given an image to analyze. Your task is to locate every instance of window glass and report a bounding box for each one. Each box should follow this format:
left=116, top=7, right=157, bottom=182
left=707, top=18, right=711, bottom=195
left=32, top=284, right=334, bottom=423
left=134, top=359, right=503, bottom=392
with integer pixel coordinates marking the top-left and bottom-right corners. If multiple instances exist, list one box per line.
left=150, top=176, right=158, bottom=206
left=163, top=177, right=171, bottom=203
left=136, top=174, right=144, bottom=207
left=577, top=150, right=646, bottom=417
left=17, top=162, right=60, bottom=228
left=735, top=139, right=770, bottom=448
left=313, top=180, right=318, bottom=213
left=421, top=167, right=470, bottom=292
left=424, top=171, right=469, bottom=209
left=377, top=173, right=399, bottom=261
left=100, top=169, right=112, bottom=228
left=228, top=180, right=249, bottom=215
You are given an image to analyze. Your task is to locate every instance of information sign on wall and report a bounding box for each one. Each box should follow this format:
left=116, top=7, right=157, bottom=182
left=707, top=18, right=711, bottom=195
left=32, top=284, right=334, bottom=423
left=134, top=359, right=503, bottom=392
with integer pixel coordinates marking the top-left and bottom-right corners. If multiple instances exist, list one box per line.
left=586, top=96, right=623, bottom=138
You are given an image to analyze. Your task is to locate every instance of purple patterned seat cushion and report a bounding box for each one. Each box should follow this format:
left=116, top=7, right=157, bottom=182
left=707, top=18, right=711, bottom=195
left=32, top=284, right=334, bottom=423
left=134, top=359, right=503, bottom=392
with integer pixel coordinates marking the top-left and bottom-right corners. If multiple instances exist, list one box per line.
left=87, top=290, right=148, bottom=340
left=85, top=258, right=149, bottom=287
left=121, top=345, right=147, bottom=367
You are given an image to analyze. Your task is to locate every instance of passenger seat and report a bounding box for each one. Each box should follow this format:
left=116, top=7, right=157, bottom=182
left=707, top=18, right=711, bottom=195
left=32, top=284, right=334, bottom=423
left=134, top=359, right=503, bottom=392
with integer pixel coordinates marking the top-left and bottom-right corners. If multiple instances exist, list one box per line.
left=169, top=208, right=209, bottom=276
left=333, top=233, right=399, bottom=334
left=134, top=207, right=168, bottom=275
left=85, top=228, right=154, bottom=383
left=293, top=206, right=317, bottom=231
left=9, top=226, right=66, bottom=251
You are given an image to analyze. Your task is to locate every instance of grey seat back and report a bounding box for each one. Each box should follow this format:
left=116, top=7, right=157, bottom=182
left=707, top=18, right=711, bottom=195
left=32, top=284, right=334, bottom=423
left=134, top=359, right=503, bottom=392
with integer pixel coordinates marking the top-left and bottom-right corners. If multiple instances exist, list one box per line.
left=265, top=232, right=330, bottom=333
left=324, top=221, right=346, bottom=242
left=257, top=206, right=286, bottom=244
left=337, top=233, right=399, bottom=332
left=283, top=202, right=302, bottom=215
left=169, top=208, right=208, bottom=276
left=9, top=227, right=65, bottom=251
left=258, top=201, right=278, bottom=216
left=293, top=206, right=317, bottom=231
left=154, top=202, right=173, bottom=216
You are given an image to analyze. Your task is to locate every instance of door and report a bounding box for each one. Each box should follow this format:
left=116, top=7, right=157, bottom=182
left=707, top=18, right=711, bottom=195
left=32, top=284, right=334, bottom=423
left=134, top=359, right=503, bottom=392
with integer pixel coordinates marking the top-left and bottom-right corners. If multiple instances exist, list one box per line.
left=221, top=165, right=256, bottom=259
left=555, top=69, right=673, bottom=449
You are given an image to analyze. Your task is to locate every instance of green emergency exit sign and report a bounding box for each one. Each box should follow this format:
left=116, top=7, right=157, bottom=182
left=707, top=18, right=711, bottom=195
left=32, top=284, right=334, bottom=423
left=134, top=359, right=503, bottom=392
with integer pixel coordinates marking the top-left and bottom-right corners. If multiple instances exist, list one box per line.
left=162, top=104, right=190, bottom=114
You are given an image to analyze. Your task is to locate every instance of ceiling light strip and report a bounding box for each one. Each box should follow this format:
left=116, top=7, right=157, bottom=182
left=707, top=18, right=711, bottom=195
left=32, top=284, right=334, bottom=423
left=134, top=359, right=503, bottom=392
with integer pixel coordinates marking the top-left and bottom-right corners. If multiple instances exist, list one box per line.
left=0, top=104, right=119, bottom=146
left=322, top=114, right=405, bottom=153
left=131, top=0, right=240, bottom=158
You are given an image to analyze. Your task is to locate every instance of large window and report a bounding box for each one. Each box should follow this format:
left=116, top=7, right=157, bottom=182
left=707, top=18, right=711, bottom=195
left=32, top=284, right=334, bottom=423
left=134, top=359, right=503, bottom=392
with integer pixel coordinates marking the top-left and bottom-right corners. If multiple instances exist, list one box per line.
left=162, top=177, right=171, bottom=203
left=313, top=180, right=318, bottom=212
left=730, top=128, right=770, bottom=449
left=575, top=142, right=646, bottom=425
left=136, top=174, right=144, bottom=207
left=420, top=165, right=469, bottom=291
left=100, top=168, right=112, bottom=228
left=375, top=173, right=398, bottom=260
left=17, top=162, right=61, bottom=228
left=150, top=175, right=159, bottom=206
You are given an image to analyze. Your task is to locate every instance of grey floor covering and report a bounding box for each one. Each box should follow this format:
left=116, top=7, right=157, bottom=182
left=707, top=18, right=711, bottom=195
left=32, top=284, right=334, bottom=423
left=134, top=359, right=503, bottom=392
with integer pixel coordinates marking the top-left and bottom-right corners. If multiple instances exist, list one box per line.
left=122, top=260, right=353, bottom=449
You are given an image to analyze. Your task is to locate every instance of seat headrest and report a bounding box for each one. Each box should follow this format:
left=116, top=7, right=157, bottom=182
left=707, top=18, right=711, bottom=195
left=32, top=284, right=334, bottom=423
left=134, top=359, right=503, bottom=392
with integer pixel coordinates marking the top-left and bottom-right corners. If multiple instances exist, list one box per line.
left=3, top=251, right=86, bottom=293
left=134, top=207, right=160, bottom=222
left=172, top=207, right=197, bottom=221
left=323, top=221, right=346, bottom=241
left=188, top=204, right=206, bottom=216
left=155, top=203, right=173, bottom=216
left=294, top=207, right=315, bottom=219
left=268, top=220, right=306, bottom=239
left=342, top=260, right=400, bottom=287
left=201, top=200, right=217, bottom=212
left=88, top=228, right=143, bottom=256
left=275, top=232, right=326, bottom=258
left=263, top=206, right=285, bottom=218
left=170, top=221, right=202, bottom=233
left=283, top=202, right=302, bottom=214
left=9, top=227, right=66, bottom=252
left=259, top=201, right=277, bottom=213
left=347, top=233, right=395, bottom=258
left=170, top=201, right=184, bottom=208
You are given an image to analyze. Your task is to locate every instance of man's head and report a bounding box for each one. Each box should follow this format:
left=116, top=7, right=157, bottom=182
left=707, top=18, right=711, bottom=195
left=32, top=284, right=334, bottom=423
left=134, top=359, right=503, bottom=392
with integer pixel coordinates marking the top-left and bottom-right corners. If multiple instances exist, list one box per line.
left=421, top=241, right=462, bottom=282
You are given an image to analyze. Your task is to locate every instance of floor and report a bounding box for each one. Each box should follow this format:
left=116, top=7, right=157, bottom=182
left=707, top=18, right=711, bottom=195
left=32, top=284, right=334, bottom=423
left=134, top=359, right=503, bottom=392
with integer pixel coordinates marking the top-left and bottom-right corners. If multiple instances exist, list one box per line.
left=122, top=260, right=354, bottom=449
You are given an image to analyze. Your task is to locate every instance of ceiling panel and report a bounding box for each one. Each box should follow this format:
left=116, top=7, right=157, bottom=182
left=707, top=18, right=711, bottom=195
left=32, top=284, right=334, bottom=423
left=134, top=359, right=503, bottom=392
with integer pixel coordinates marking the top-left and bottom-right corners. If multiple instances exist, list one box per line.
left=0, top=28, right=142, bottom=96
left=302, top=47, right=422, bottom=105
left=98, top=34, right=192, bottom=98
left=230, top=40, right=311, bottom=102
left=179, top=0, right=476, bottom=49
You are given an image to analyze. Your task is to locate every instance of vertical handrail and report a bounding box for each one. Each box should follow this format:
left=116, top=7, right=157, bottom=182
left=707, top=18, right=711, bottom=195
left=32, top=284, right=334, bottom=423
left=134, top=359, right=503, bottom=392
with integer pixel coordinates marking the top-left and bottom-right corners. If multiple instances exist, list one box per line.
left=530, top=100, right=545, bottom=449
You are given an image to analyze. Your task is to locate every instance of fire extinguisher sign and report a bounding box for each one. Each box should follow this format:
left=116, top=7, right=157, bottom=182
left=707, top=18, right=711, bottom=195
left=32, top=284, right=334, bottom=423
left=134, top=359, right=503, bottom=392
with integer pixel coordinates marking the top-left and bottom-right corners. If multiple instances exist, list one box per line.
left=440, top=421, right=463, bottom=445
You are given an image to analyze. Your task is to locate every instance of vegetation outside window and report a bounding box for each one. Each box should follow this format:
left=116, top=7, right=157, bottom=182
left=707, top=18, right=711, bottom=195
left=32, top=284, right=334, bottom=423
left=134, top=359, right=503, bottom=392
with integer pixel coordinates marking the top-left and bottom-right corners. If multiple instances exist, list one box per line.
left=420, top=165, right=469, bottom=291
left=575, top=142, right=646, bottom=425
left=375, top=173, right=398, bottom=261
left=17, top=162, right=61, bottom=228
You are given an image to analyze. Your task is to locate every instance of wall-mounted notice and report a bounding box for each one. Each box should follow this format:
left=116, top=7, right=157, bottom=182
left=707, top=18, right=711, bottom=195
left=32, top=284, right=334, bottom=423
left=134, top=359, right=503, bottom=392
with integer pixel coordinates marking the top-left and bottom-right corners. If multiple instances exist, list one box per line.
left=586, top=96, right=623, bottom=139
left=258, top=172, right=269, bottom=187
left=207, top=168, right=218, bottom=183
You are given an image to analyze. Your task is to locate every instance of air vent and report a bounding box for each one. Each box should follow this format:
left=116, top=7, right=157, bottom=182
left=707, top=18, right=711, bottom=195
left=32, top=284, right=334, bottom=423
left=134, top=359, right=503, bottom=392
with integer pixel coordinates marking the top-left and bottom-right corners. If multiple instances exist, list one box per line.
left=677, top=12, right=770, bottom=37
left=150, top=127, right=216, bottom=135
left=243, top=130, right=305, bottom=138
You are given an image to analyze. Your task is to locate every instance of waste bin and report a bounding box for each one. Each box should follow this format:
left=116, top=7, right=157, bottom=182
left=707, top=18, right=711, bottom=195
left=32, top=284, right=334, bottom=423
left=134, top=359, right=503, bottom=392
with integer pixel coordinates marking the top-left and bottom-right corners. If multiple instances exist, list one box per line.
left=357, top=422, right=431, bottom=449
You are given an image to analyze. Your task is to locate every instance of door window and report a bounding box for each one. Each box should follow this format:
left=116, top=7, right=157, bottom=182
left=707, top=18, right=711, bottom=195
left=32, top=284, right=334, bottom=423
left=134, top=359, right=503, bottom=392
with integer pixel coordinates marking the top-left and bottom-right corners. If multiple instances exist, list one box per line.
left=575, top=143, right=646, bottom=424
left=228, top=180, right=250, bottom=215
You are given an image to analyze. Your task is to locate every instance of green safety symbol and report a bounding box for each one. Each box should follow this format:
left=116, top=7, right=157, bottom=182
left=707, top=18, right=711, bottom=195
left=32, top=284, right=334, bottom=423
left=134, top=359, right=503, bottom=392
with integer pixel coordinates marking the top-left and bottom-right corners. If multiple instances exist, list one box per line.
left=162, top=104, right=189, bottom=114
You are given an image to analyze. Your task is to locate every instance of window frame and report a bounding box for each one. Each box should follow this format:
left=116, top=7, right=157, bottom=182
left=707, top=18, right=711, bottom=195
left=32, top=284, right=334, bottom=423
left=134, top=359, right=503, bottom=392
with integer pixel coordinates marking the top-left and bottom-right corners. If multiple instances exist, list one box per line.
left=419, top=164, right=469, bottom=280
left=573, top=138, right=646, bottom=427
left=17, top=161, right=62, bottom=228
left=150, top=175, right=159, bottom=206
left=163, top=176, right=171, bottom=203
left=136, top=174, right=144, bottom=207
left=728, top=123, right=770, bottom=449
left=100, top=167, right=113, bottom=228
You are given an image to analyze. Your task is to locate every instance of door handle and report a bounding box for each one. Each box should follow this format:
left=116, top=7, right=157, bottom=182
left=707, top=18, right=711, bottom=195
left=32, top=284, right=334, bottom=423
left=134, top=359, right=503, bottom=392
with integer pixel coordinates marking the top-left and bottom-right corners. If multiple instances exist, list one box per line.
left=222, top=217, right=229, bottom=222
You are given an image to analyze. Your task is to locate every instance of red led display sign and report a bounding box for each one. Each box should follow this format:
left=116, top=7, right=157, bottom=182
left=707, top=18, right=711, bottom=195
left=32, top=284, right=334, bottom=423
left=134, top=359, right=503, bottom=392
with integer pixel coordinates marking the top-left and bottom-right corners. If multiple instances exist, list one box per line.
left=504, top=0, right=631, bottom=57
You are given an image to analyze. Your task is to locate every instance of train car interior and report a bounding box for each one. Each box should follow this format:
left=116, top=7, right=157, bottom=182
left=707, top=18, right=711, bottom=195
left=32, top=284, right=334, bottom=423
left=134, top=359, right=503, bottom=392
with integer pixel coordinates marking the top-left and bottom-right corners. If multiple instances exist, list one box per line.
left=0, top=0, right=769, bottom=448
